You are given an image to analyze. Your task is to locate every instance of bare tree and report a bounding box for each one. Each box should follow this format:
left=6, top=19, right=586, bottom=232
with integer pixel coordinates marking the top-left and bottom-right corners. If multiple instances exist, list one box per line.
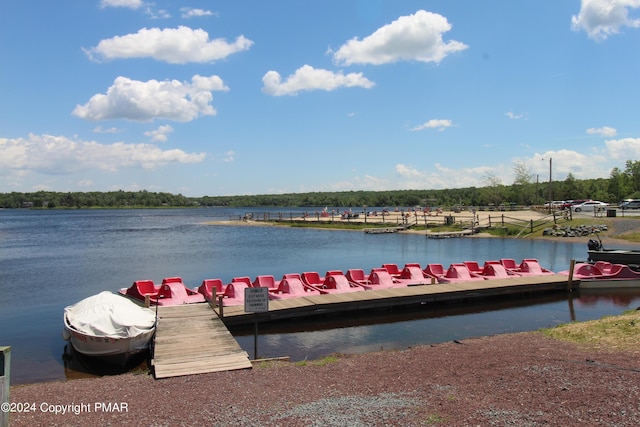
left=513, top=160, right=534, bottom=186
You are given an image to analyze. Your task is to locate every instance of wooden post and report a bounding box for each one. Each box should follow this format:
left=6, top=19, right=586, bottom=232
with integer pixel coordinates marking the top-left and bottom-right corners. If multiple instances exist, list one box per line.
left=1, top=346, right=10, bottom=427
left=144, top=294, right=150, bottom=308
left=218, top=295, right=224, bottom=319
left=567, top=259, right=576, bottom=291
left=530, top=219, right=534, bottom=234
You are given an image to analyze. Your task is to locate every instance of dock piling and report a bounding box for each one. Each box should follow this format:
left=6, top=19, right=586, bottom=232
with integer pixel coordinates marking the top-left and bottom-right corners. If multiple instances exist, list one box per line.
left=1, top=346, right=10, bottom=427
left=567, top=260, right=576, bottom=291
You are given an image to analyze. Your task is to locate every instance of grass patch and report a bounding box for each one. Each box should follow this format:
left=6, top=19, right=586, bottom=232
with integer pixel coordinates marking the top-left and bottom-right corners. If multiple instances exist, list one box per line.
left=424, top=413, right=445, bottom=425
left=482, top=225, right=523, bottom=237
left=617, top=231, right=640, bottom=243
left=295, top=355, right=340, bottom=367
left=541, top=310, right=640, bottom=351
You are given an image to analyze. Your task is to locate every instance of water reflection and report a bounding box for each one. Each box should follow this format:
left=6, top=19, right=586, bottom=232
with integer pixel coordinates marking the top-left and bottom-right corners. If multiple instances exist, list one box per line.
left=231, top=289, right=640, bottom=362
left=62, top=344, right=150, bottom=381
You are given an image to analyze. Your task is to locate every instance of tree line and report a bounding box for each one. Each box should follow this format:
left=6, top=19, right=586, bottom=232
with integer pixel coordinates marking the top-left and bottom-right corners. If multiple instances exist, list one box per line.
left=2, top=160, right=639, bottom=209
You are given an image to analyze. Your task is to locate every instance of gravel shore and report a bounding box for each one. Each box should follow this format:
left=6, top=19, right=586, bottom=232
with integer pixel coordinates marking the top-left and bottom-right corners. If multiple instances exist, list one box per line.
left=9, top=332, right=640, bottom=426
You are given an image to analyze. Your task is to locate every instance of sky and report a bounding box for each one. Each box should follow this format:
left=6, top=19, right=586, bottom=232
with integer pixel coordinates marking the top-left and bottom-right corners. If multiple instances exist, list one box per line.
left=2, top=1, right=640, bottom=197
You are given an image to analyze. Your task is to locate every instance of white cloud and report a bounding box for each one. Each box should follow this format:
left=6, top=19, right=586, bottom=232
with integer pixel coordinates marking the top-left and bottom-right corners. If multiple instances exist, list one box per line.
left=221, top=150, right=235, bottom=162
left=0, top=134, right=205, bottom=175
left=529, top=149, right=611, bottom=181
left=395, top=164, right=425, bottom=179
left=100, top=0, right=143, bottom=9
left=144, top=125, right=174, bottom=142
left=332, top=10, right=468, bottom=66
left=145, top=7, right=171, bottom=20
left=605, top=137, right=640, bottom=159
left=84, top=26, right=253, bottom=64
left=93, top=126, right=121, bottom=134
left=572, top=0, right=640, bottom=41
left=181, top=8, right=215, bottom=19
left=393, top=162, right=494, bottom=190
left=262, top=65, right=375, bottom=96
left=506, top=111, right=526, bottom=120
left=586, top=126, right=617, bottom=137
left=72, top=75, right=228, bottom=122
left=410, top=119, right=452, bottom=131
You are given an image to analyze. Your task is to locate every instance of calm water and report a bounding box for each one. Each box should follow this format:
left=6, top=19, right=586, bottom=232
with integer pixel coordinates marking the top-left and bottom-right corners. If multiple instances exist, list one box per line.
left=1, top=208, right=639, bottom=384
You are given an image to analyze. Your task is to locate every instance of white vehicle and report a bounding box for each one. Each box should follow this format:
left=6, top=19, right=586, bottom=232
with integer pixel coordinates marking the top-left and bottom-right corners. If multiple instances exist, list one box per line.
left=572, top=200, right=609, bottom=212
left=544, top=200, right=565, bottom=209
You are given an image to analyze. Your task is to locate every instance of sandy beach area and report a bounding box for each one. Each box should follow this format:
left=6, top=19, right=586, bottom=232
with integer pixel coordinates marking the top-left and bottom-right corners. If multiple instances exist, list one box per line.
left=209, top=207, right=640, bottom=246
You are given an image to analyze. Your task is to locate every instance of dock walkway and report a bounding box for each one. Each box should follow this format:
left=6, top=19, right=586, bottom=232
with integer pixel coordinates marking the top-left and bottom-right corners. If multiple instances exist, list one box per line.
left=426, top=229, right=475, bottom=239
left=152, top=303, right=252, bottom=379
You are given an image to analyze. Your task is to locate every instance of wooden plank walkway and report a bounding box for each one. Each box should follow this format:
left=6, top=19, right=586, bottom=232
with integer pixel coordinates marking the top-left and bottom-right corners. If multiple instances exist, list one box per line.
left=152, top=303, right=252, bottom=379
left=216, top=274, right=574, bottom=325
left=426, top=229, right=474, bottom=239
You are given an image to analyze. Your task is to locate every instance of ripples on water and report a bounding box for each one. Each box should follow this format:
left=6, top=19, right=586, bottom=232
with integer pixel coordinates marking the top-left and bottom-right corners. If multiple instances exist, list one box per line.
left=1, top=208, right=639, bottom=384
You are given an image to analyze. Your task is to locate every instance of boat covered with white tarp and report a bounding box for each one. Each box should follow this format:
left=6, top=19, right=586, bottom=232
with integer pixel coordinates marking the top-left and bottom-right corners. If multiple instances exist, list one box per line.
left=62, top=291, right=156, bottom=362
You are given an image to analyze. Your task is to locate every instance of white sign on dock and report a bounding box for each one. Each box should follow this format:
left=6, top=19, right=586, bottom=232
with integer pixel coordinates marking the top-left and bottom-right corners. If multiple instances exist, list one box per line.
left=244, top=287, right=269, bottom=313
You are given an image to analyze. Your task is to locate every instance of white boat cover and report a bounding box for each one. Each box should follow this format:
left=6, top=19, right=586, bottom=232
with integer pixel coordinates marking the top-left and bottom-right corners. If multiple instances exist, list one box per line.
left=64, top=291, right=156, bottom=338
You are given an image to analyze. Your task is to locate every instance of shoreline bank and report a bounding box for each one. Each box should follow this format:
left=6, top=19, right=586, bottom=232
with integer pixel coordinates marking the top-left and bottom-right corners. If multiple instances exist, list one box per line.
left=9, top=330, right=640, bottom=426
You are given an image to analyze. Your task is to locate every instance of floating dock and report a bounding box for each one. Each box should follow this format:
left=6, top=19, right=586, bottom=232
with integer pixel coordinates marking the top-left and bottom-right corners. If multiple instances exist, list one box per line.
left=152, top=304, right=252, bottom=379
left=426, top=229, right=475, bottom=239
left=151, top=275, right=575, bottom=378
left=215, top=274, right=574, bottom=325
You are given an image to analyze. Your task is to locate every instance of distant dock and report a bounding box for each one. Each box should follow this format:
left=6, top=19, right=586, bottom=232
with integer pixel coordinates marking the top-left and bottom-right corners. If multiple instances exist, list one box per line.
left=426, top=229, right=475, bottom=239
left=363, top=226, right=407, bottom=234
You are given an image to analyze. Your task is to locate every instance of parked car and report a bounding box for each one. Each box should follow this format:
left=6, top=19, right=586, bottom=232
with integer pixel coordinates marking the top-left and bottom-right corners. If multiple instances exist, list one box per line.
left=619, top=199, right=640, bottom=209
left=561, top=199, right=590, bottom=210
left=572, top=200, right=609, bottom=212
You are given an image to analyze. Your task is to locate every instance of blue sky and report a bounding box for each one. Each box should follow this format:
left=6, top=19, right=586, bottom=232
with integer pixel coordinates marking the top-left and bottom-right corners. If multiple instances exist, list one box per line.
left=2, top=1, right=640, bottom=197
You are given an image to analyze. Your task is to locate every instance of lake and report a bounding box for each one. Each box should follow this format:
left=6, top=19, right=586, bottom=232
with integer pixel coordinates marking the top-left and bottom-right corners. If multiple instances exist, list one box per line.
left=1, top=208, right=639, bottom=384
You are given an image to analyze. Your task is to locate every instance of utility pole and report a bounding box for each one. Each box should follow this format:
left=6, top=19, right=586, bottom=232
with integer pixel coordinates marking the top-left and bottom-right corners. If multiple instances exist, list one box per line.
left=548, top=157, right=552, bottom=210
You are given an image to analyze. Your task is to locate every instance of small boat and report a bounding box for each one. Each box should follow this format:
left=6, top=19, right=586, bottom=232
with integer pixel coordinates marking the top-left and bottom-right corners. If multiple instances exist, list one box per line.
left=395, top=263, right=433, bottom=286
left=471, top=262, right=516, bottom=279
left=269, top=277, right=321, bottom=299
left=424, top=263, right=485, bottom=283
left=216, top=278, right=251, bottom=307
left=62, top=291, right=156, bottom=364
left=197, top=278, right=226, bottom=302
left=302, top=270, right=364, bottom=294
left=347, top=268, right=405, bottom=290
left=119, top=277, right=205, bottom=306
left=587, top=238, right=640, bottom=268
left=500, top=258, right=555, bottom=277
left=559, top=262, right=640, bottom=288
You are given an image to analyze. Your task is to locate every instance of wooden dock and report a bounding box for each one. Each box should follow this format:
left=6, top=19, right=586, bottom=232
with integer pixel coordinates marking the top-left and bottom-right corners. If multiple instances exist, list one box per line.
left=152, top=303, right=252, bottom=379
left=426, top=229, right=474, bottom=239
left=216, top=274, right=574, bottom=325
left=363, top=227, right=406, bottom=234
left=150, top=275, right=574, bottom=379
